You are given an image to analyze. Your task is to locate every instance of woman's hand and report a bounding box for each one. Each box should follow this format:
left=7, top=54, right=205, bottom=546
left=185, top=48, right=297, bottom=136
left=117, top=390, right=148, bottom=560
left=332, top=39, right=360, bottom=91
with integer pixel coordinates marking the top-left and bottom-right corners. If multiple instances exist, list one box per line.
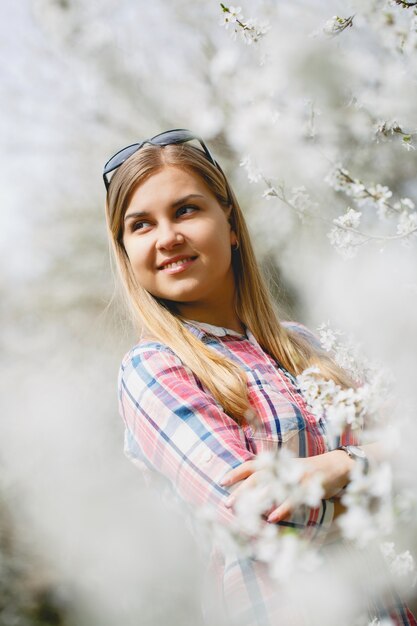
left=220, top=450, right=354, bottom=523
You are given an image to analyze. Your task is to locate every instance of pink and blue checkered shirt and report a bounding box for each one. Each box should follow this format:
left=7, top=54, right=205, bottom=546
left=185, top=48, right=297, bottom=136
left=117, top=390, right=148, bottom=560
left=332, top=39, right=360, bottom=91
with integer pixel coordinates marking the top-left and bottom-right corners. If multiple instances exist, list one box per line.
left=118, top=320, right=416, bottom=626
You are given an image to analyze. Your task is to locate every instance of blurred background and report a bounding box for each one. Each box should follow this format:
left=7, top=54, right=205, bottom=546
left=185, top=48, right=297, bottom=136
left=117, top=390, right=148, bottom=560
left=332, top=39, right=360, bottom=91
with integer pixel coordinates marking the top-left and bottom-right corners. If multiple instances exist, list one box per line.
left=1, top=0, right=417, bottom=624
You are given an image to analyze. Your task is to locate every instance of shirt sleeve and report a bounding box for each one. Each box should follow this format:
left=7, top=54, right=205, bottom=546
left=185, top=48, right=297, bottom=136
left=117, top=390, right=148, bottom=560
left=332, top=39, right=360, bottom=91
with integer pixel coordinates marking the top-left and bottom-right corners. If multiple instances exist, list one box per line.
left=118, top=341, right=334, bottom=540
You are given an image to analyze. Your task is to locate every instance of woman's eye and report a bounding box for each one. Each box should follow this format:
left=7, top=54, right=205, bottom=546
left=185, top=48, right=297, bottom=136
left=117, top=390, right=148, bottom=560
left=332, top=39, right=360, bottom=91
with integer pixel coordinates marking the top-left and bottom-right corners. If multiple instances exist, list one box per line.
left=132, top=220, right=151, bottom=231
left=177, top=205, right=197, bottom=217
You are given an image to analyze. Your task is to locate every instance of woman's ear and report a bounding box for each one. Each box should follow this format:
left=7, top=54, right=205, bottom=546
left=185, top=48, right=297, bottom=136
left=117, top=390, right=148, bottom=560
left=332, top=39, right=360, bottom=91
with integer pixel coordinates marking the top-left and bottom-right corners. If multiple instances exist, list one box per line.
left=230, top=229, right=238, bottom=247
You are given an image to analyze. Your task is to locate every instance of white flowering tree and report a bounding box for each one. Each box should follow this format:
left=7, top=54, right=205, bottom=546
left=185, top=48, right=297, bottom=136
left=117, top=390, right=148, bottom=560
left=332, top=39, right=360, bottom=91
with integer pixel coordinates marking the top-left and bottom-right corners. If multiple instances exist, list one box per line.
left=1, top=0, right=417, bottom=624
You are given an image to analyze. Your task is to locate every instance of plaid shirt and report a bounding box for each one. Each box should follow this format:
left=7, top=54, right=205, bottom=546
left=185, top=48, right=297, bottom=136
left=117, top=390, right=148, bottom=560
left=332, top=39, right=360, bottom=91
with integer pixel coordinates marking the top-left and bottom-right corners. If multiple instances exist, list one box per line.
left=118, top=320, right=416, bottom=626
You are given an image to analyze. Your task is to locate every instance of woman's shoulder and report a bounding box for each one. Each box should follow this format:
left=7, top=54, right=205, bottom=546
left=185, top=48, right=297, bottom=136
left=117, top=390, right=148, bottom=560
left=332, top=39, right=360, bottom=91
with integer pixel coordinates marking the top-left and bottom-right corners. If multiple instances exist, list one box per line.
left=121, top=337, right=177, bottom=369
left=281, top=320, right=322, bottom=350
left=119, top=338, right=203, bottom=397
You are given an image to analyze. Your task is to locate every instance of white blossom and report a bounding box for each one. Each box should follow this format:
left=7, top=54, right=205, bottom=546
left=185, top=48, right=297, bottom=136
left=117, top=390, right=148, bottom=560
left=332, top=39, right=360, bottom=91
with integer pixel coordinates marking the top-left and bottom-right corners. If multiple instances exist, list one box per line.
left=399, top=197, right=415, bottom=210
left=327, top=227, right=362, bottom=259
left=338, top=462, right=394, bottom=547
left=267, top=532, right=321, bottom=583
left=220, top=4, right=270, bottom=45
left=206, top=449, right=327, bottom=580
left=337, top=505, right=377, bottom=547
left=323, top=15, right=354, bottom=37
left=240, top=155, right=263, bottom=183
left=374, top=119, right=401, bottom=139
left=380, top=542, right=416, bottom=579
left=317, top=323, right=342, bottom=352
left=219, top=5, right=242, bottom=29
left=288, top=186, right=318, bottom=215
left=396, top=211, right=417, bottom=237
left=296, top=336, right=394, bottom=450
left=333, top=207, right=362, bottom=229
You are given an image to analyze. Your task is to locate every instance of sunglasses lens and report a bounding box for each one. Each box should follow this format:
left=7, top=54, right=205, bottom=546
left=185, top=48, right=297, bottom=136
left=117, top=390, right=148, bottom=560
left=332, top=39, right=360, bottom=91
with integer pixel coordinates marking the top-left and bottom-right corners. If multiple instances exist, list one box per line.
left=104, top=129, right=217, bottom=190
left=104, top=143, right=141, bottom=175
left=151, top=129, right=195, bottom=146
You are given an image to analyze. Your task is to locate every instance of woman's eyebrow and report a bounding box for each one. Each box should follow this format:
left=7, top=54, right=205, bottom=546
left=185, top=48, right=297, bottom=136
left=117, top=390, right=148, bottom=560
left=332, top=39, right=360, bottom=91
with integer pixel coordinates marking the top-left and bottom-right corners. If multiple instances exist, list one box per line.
left=124, top=194, right=205, bottom=222
left=172, top=193, right=205, bottom=207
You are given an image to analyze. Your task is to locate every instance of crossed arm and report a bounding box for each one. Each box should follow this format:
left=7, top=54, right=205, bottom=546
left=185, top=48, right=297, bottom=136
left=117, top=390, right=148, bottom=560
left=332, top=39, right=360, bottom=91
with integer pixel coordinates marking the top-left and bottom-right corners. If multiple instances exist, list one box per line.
left=119, top=343, right=336, bottom=540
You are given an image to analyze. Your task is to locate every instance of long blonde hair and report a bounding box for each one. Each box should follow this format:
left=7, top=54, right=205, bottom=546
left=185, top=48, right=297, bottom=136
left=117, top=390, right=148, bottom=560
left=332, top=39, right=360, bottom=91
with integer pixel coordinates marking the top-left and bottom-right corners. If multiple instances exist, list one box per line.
left=105, top=142, right=353, bottom=425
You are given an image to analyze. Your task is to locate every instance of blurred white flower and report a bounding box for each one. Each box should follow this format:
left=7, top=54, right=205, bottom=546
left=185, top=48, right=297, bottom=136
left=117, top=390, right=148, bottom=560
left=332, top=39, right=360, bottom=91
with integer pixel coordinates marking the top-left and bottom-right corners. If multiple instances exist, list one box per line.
left=296, top=365, right=372, bottom=445
left=268, top=532, right=320, bottom=583
left=333, top=207, right=362, bottom=229
left=338, top=462, right=394, bottom=547
left=317, top=323, right=342, bottom=352
left=337, top=505, right=376, bottom=547
left=399, top=197, right=415, bottom=210
left=397, top=211, right=417, bottom=237
left=219, top=5, right=242, bottom=29
left=380, top=541, right=416, bottom=579
left=323, top=15, right=354, bottom=37
left=240, top=154, right=263, bottom=183
left=327, top=227, right=361, bottom=258
left=219, top=4, right=269, bottom=45
left=289, top=186, right=318, bottom=215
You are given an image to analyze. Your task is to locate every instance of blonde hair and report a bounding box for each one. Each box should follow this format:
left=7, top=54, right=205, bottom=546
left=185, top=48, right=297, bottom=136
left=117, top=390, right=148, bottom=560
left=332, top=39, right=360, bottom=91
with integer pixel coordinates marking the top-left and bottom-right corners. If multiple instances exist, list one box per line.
left=105, top=143, right=354, bottom=425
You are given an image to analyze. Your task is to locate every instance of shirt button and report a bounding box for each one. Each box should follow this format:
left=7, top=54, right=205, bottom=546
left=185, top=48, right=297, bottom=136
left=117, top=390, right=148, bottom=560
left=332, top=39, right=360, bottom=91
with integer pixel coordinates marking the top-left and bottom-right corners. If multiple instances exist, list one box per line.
left=201, top=451, right=213, bottom=463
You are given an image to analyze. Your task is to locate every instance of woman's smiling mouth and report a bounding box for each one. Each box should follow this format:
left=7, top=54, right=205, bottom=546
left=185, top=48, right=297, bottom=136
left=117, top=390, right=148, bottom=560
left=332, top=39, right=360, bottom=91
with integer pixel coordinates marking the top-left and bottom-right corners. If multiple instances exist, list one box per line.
left=158, top=256, right=198, bottom=273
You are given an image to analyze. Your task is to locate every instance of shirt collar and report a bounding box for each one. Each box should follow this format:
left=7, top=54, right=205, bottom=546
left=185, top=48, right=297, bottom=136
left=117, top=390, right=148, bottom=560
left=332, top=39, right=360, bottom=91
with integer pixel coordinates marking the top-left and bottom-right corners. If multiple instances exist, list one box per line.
left=182, top=318, right=261, bottom=348
left=184, top=319, right=244, bottom=337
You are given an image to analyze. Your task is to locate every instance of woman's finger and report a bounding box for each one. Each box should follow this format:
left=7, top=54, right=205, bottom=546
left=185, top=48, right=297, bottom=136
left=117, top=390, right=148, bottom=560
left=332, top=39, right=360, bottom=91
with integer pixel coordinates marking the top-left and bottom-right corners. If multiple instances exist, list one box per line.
left=266, top=499, right=294, bottom=523
left=224, top=472, right=259, bottom=507
left=219, top=460, right=256, bottom=486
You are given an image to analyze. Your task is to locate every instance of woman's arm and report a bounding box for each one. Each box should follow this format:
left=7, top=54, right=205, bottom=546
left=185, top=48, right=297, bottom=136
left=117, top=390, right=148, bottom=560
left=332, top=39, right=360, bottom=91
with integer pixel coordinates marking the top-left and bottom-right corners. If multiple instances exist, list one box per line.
left=222, top=449, right=353, bottom=522
left=119, top=342, right=334, bottom=538
left=222, top=440, right=389, bottom=523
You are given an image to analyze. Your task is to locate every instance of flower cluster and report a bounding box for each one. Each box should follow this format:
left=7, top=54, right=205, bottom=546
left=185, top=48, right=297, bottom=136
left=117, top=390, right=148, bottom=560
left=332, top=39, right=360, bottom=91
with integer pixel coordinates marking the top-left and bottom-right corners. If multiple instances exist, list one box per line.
left=323, top=15, right=355, bottom=37
left=288, top=186, right=318, bottom=218
left=325, top=164, right=417, bottom=254
left=325, top=165, right=395, bottom=215
left=204, top=449, right=325, bottom=582
left=296, top=365, right=372, bottom=447
left=338, top=461, right=394, bottom=548
left=380, top=541, right=416, bottom=582
left=327, top=208, right=366, bottom=259
left=374, top=119, right=416, bottom=150
left=219, top=4, right=270, bottom=45
left=240, top=154, right=263, bottom=183
left=316, top=322, right=369, bottom=380
left=397, top=209, right=417, bottom=243
left=197, top=320, right=411, bottom=596
left=316, top=321, right=393, bottom=414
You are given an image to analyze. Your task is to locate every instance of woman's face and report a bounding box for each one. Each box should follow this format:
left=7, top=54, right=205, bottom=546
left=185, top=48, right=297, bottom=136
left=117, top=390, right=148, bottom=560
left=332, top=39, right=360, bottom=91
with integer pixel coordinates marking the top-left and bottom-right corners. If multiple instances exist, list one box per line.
left=122, top=166, right=238, bottom=319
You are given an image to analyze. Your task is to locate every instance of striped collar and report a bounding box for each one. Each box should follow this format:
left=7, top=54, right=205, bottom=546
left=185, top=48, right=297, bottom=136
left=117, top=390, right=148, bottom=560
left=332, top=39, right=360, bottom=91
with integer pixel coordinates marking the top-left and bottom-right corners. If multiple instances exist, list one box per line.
left=184, top=319, right=245, bottom=337
left=182, top=318, right=262, bottom=348
left=182, top=319, right=298, bottom=386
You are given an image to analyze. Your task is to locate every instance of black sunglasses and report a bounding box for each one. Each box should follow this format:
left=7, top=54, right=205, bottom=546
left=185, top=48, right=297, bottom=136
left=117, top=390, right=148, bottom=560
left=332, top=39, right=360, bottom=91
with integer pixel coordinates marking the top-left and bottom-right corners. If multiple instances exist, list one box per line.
left=103, top=128, right=220, bottom=191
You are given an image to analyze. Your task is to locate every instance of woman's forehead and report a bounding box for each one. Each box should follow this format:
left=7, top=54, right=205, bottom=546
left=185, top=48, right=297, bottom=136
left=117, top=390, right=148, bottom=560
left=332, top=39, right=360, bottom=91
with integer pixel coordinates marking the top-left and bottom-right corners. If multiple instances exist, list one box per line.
left=127, top=166, right=215, bottom=211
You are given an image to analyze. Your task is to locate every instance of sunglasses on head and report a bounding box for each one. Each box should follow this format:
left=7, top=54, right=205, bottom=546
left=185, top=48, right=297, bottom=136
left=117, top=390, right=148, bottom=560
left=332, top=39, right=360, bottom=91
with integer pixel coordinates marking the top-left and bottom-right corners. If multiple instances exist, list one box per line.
left=103, top=128, right=220, bottom=191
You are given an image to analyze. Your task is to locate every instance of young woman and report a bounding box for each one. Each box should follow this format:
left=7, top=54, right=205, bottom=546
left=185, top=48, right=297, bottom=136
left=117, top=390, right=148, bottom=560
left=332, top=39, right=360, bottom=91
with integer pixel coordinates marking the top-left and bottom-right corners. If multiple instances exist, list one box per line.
left=103, top=129, right=416, bottom=626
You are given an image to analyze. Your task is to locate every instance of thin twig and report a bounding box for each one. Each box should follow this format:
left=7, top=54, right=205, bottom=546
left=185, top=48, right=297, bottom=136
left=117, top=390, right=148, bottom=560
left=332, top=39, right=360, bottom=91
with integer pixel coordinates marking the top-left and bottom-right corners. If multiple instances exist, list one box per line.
left=261, top=175, right=417, bottom=246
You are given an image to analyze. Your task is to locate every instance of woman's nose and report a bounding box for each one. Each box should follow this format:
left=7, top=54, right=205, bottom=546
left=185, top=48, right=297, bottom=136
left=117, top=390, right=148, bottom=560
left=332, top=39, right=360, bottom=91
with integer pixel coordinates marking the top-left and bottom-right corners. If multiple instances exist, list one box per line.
left=155, top=224, right=185, bottom=250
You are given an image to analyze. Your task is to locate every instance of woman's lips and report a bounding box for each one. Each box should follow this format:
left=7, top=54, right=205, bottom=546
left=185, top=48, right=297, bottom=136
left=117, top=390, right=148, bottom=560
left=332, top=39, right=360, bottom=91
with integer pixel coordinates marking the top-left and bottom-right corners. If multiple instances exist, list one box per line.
left=159, top=257, right=198, bottom=274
